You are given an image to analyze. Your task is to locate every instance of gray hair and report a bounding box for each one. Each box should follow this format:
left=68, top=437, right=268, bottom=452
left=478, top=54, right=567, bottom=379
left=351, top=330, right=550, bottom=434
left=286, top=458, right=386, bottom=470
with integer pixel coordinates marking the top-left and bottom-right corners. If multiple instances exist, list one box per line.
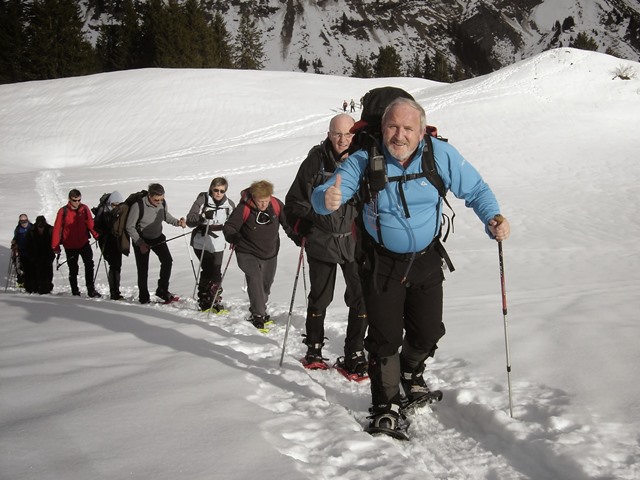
left=382, top=97, right=427, bottom=130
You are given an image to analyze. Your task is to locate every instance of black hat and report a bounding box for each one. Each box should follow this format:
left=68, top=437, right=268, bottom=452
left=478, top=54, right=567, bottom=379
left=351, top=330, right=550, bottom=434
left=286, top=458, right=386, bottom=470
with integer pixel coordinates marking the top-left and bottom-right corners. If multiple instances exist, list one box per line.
left=35, top=215, right=47, bottom=227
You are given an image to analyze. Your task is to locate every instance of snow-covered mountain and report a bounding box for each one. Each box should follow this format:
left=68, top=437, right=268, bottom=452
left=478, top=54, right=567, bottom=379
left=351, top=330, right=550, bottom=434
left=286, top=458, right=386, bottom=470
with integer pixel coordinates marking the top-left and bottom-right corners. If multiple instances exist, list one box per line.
left=83, top=0, right=640, bottom=76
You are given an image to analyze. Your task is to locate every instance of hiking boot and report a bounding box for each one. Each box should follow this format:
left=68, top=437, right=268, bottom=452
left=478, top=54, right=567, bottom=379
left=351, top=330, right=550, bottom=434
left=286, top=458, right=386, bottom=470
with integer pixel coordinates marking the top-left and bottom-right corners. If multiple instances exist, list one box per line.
left=87, top=289, right=102, bottom=298
left=343, top=350, right=368, bottom=375
left=72, top=289, right=81, bottom=296
left=400, top=365, right=431, bottom=403
left=155, top=289, right=177, bottom=303
left=248, top=314, right=265, bottom=329
left=110, top=293, right=124, bottom=301
left=303, top=340, right=325, bottom=365
left=198, top=281, right=223, bottom=311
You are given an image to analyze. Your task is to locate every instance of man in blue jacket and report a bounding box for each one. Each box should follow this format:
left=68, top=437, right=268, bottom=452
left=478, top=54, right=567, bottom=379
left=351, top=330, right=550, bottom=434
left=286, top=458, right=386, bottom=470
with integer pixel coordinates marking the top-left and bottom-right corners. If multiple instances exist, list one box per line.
left=311, top=97, right=511, bottom=438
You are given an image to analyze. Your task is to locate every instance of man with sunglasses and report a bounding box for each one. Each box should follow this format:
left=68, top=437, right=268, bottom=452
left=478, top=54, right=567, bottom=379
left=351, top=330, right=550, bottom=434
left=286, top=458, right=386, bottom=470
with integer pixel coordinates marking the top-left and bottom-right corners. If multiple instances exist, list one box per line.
left=52, top=189, right=101, bottom=297
left=126, top=183, right=186, bottom=304
left=11, top=214, right=33, bottom=291
left=284, top=113, right=368, bottom=376
left=186, top=177, right=236, bottom=311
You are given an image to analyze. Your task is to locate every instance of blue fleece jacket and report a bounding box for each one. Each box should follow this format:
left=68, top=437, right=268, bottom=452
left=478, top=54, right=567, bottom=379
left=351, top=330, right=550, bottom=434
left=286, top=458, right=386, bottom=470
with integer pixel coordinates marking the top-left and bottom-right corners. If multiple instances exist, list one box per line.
left=311, top=137, right=500, bottom=254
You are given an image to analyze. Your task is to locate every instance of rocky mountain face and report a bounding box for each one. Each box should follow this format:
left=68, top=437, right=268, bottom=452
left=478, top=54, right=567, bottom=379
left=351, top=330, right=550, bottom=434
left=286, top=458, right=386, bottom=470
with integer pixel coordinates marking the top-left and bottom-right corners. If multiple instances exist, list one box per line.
left=87, top=0, right=640, bottom=77
left=222, top=0, right=640, bottom=75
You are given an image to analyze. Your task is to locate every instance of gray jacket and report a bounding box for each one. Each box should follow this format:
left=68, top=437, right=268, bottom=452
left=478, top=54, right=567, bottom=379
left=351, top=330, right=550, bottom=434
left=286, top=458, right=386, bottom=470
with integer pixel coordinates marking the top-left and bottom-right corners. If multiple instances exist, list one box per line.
left=126, top=195, right=181, bottom=245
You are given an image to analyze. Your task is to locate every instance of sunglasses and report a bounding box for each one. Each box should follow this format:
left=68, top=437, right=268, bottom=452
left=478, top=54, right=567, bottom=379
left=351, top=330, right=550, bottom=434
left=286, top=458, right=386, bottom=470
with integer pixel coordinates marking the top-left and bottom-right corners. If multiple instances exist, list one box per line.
left=19, top=219, right=28, bottom=224
left=212, top=188, right=226, bottom=194
left=69, top=198, right=81, bottom=203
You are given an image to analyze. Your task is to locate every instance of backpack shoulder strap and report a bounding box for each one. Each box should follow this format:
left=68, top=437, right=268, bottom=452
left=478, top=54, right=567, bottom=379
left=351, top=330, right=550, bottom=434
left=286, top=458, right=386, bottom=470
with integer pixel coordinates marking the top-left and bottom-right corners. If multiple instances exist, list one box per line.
left=270, top=197, right=281, bottom=217
left=422, top=135, right=455, bottom=243
left=422, top=135, right=446, bottom=199
left=242, top=203, right=251, bottom=223
left=137, top=198, right=144, bottom=226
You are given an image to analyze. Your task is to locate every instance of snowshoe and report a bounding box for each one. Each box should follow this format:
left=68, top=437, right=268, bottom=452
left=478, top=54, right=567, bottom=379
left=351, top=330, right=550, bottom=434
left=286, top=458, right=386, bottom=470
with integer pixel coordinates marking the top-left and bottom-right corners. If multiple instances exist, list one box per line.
left=156, top=290, right=179, bottom=304
left=301, top=340, right=328, bottom=369
left=301, top=358, right=329, bottom=370
left=334, top=352, right=369, bottom=382
left=400, top=390, right=443, bottom=412
left=365, top=404, right=409, bottom=441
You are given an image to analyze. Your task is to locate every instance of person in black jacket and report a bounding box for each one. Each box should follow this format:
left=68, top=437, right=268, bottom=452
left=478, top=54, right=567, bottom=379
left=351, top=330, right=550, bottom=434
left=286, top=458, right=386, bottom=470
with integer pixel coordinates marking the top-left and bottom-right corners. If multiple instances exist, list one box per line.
left=25, top=215, right=54, bottom=294
left=94, top=191, right=125, bottom=300
left=223, top=180, right=297, bottom=329
left=284, top=113, right=368, bottom=375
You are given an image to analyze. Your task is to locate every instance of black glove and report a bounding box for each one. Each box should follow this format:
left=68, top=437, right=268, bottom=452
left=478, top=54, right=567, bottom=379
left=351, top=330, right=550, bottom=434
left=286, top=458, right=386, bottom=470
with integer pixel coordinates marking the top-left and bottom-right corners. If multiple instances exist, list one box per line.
left=292, top=234, right=303, bottom=247
left=294, top=218, right=313, bottom=237
left=204, top=210, right=215, bottom=219
left=226, top=233, right=241, bottom=245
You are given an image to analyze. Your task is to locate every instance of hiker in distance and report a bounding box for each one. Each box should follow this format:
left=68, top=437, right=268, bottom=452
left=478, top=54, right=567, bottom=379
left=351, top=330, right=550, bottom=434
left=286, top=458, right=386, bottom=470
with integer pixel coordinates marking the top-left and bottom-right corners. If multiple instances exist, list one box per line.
left=311, top=97, right=511, bottom=438
left=126, top=183, right=186, bottom=304
left=223, top=180, right=298, bottom=329
left=25, top=215, right=55, bottom=295
left=186, top=177, right=235, bottom=311
left=93, top=191, right=125, bottom=300
left=11, top=214, right=32, bottom=291
left=284, top=113, right=368, bottom=376
left=52, top=189, right=102, bottom=298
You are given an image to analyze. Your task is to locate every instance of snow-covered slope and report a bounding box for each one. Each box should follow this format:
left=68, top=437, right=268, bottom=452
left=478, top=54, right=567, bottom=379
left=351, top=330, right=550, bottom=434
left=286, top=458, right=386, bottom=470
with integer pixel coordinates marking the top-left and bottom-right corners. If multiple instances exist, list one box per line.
left=1, top=48, right=639, bottom=479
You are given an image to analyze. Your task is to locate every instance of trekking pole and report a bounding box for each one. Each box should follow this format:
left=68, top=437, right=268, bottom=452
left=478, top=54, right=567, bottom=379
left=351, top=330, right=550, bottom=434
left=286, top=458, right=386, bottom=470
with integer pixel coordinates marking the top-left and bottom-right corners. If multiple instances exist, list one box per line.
left=94, top=250, right=103, bottom=284
left=160, top=230, right=193, bottom=245
left=192, top=223, right=211, bottom=299
left=56, top=252, right=73, bottom=270
left=495, top=215, right=514, bottom=418
left=207, top=245, right=235, bottom=318
left=301, top=242, right=308, bottom=308
left=5, top=257, right=16, bottom=292
left=279, top=238, right=306, bottom=367
left=182, top=227, right=198, bottom=281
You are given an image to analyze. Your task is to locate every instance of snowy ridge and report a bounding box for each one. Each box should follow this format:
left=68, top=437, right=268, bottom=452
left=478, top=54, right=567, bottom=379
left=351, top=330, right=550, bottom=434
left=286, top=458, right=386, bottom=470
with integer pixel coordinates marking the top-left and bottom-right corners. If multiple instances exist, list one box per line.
left=1, top=48, right=639, bottom=478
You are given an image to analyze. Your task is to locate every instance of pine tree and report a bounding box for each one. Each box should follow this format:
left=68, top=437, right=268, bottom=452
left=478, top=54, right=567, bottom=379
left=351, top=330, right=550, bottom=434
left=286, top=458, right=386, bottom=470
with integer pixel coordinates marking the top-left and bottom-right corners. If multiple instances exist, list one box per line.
left=211, top=12, right=233, bottom=69
left=22, top=0, right=98, bottom=80
left=298, top=55, right=309, bottom=72
left=95, top=0, right=139, bottom=71
left=0, top=0, right=27, bottom=83
left=433, top=51, right=451, bottom=82
left=373, top=45, right=402, bottom=78
left=183, top=0, right=217, bottom=67
left=233, top=12, right=265, bottom=70
left=155, top=0, right=189, bottom=68
left=351, top=54, right=373, bottom=78
left=571, top=32, right=599, bottom=52
left=406, top=52, right=422, bottom=77
left=137, top=0, right=164, bottom=67
left=422, top=51, right=433, bottom=79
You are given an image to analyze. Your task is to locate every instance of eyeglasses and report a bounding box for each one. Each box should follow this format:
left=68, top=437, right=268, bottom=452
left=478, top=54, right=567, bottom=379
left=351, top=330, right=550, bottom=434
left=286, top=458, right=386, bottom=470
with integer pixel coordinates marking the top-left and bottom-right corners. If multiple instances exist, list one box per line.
left=330, top=132, right=354, bottom=140
left=212, top=188, right=226, bottom=194
left=69, top=198, right=81, bottom=203
left=256, top=211, right=271, bottom=225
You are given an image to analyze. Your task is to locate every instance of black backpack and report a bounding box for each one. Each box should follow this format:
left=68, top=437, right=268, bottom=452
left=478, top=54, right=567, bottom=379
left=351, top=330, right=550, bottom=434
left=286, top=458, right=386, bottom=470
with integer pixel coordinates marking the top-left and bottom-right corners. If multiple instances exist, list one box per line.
left=349, top=86, right=455, bottom=241
left=110, top=190, right=166, bottom=256
left=91, top=192, right=112, bottom=234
